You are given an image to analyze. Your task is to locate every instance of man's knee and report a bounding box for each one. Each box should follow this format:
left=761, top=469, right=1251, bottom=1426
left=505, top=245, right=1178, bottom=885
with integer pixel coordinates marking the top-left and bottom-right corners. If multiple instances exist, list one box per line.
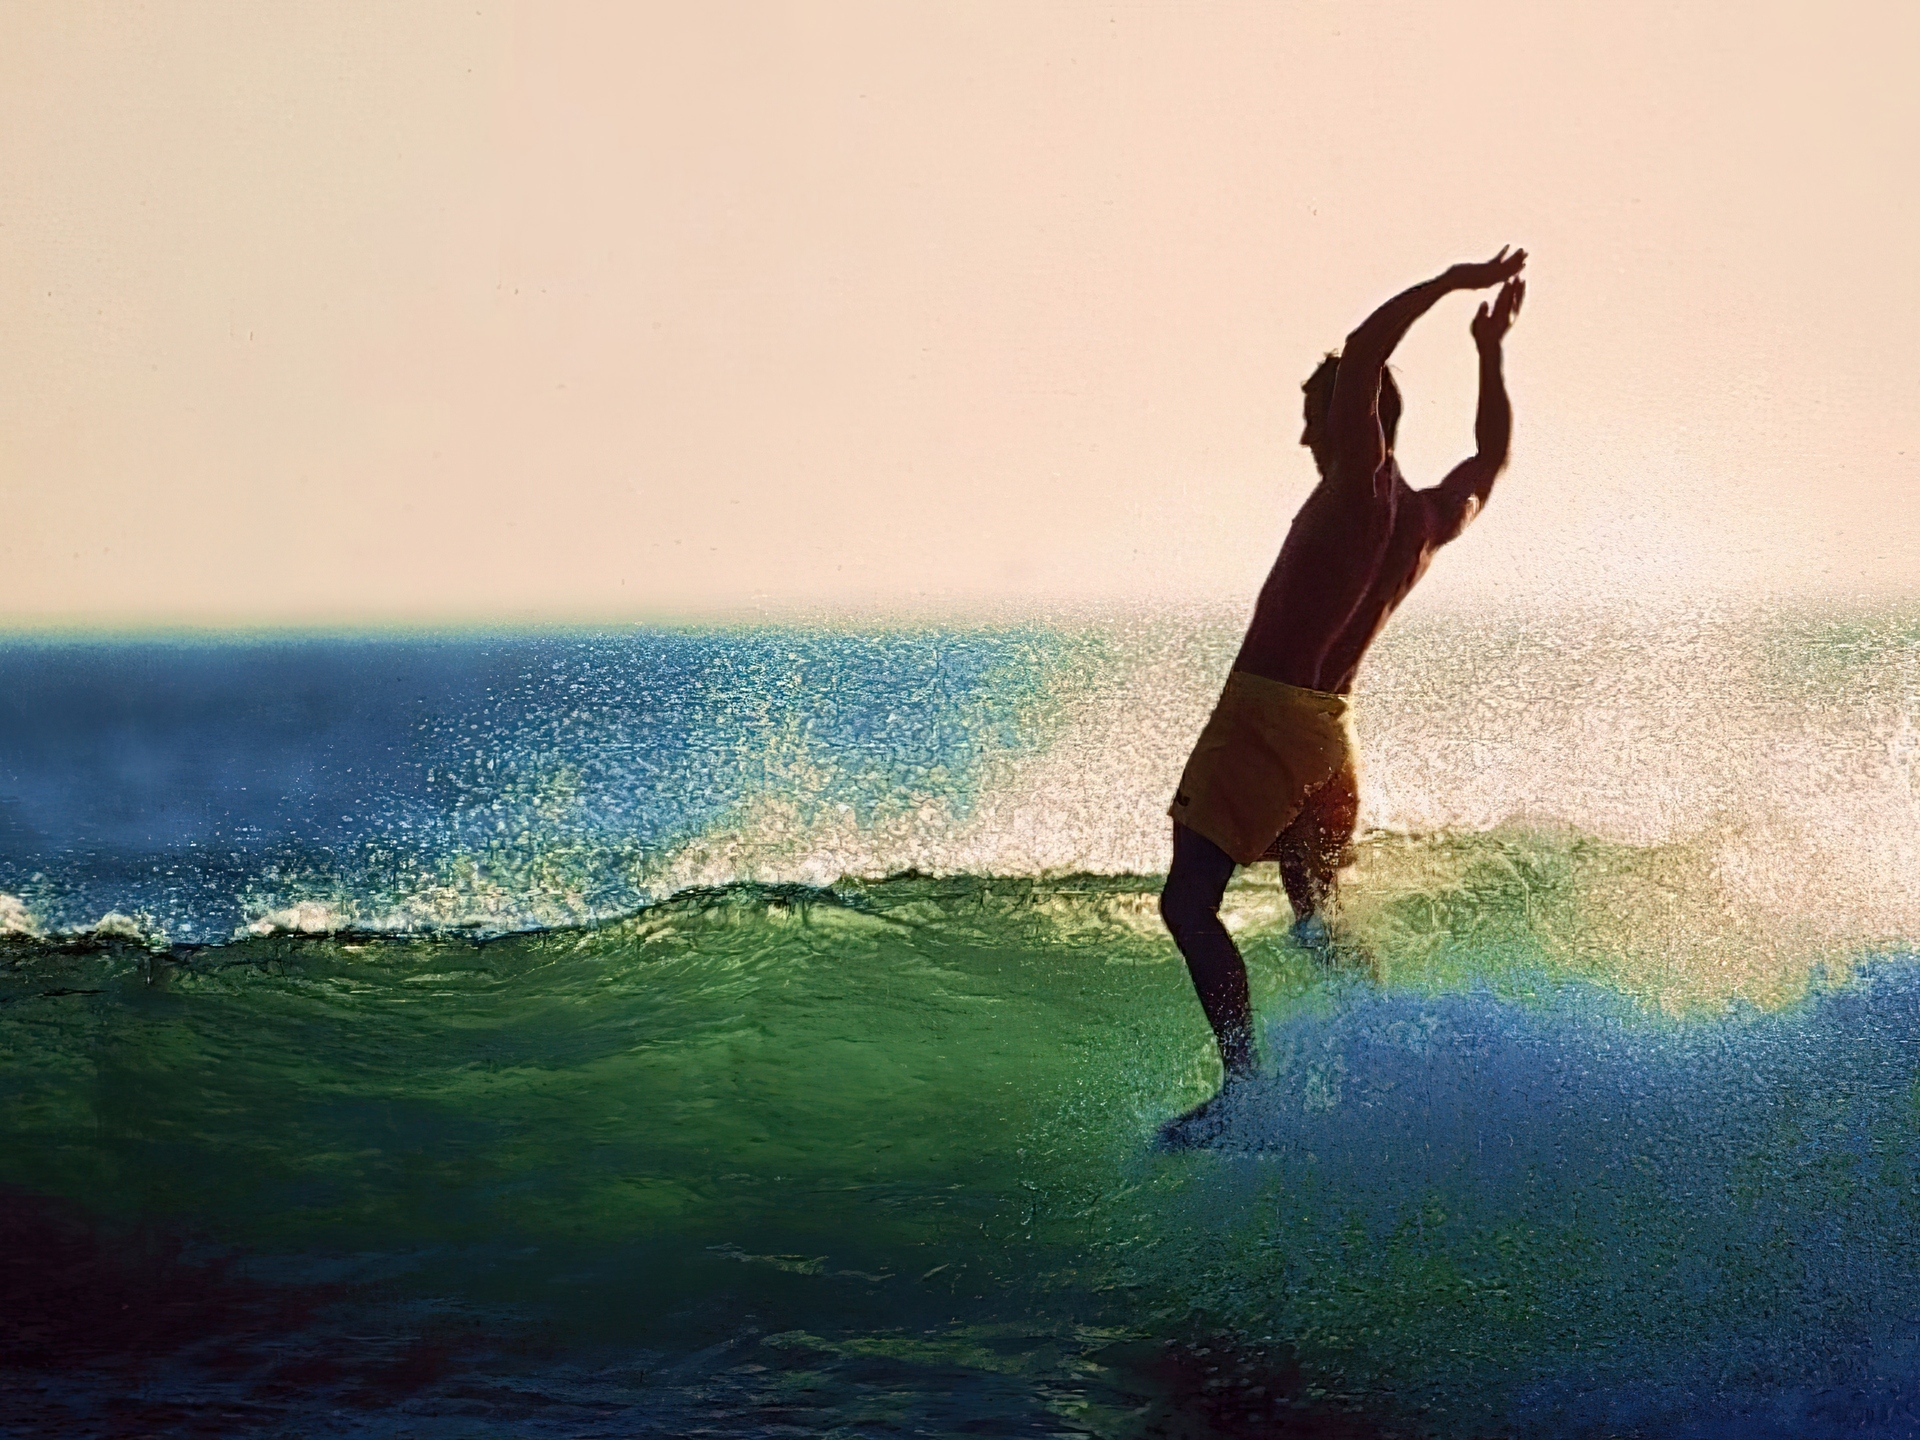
left=1159, top=876, right=1212, bottom=937
left=1161, top=833, right=1232, bottom=936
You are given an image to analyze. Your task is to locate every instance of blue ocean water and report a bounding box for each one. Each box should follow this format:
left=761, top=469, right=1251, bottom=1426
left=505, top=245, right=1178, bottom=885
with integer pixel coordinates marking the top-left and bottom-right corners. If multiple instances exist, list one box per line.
left=0, top=626, right=1079, bottom=944
left=3, top=609, right=1919, bottom=1436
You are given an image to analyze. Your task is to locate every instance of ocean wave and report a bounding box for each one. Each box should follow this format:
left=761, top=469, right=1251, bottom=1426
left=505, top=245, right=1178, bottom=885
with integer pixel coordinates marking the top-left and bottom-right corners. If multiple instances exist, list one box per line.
left=4, top=608, right=1917, bottom=969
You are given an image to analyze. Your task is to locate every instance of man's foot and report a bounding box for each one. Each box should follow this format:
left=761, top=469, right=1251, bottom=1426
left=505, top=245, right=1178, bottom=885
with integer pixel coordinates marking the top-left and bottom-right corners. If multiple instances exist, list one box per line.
left=1289, top=913, right=1333, bottom=954
left=1155, top=1076, right=1252, bottom=1150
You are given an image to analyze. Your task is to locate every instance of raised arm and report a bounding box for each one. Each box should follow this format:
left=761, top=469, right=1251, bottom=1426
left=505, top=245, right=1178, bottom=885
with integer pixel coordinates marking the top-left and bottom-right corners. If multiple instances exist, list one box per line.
left=1427, top=275, right=1525, bottom=543
left=1327, top=247, right=1527, bottom=488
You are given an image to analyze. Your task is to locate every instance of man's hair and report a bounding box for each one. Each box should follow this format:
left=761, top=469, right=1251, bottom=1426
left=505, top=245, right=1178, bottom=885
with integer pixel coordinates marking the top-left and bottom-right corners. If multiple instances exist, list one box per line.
left=1302, top=353, right=1402, bottom=449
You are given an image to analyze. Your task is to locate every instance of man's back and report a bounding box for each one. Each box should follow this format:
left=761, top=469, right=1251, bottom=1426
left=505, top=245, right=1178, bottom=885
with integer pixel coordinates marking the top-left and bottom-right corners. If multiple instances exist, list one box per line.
left=1232, top=460, right=1433, bottom=695
left=1233, top=254, right=1527, bottom=696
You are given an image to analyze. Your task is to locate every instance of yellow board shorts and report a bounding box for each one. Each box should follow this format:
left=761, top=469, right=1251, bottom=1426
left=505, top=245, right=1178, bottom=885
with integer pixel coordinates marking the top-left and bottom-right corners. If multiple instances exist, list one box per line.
left=1167, top=669, right=1358, bottom=865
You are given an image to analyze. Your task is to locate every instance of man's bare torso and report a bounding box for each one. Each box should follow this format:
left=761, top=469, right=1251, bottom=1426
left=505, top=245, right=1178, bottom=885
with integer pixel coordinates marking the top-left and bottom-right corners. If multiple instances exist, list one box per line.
left=1232, top=458, right=1443, bottom=695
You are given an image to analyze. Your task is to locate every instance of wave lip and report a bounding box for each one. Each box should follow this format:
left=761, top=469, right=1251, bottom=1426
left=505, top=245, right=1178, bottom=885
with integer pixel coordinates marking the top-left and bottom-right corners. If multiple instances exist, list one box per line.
left=0, top=894, right=172, bottom=952
left=239, top=901, right=372, bottom=940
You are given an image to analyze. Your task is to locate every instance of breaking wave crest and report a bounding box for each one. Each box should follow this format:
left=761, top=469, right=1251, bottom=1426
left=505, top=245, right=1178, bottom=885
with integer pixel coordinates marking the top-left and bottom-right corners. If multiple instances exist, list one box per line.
left=2, top=602, right=1916, bottom=994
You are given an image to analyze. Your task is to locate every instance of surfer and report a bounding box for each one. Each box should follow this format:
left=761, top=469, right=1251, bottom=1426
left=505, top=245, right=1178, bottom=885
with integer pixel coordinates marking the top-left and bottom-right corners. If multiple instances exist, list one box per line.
left=1158, top=248, right=1527, bottom=1142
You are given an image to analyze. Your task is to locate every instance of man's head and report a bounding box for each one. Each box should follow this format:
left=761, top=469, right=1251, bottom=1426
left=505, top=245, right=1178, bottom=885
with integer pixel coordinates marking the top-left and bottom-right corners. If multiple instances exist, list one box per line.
left=1300, top=354, right=1401, bottom=472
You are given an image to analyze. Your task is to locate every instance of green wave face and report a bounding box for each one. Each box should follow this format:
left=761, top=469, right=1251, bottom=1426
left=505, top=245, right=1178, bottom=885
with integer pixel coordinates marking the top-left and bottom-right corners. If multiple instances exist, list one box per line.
left=7, top=849, right=1920, bottom=1436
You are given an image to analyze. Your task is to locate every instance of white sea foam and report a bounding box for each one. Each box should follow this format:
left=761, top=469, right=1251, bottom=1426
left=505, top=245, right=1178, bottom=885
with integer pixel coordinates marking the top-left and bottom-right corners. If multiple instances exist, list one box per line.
left=85, top=911, right=151, bottom=941
left=241, top=900, right=357, bottom=938
left=0, top=892, right=41, bottom=938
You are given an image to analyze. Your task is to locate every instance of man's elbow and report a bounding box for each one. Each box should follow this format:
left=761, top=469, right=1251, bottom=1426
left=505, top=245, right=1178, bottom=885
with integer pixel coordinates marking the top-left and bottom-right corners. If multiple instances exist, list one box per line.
left=1436, top=492, right=1484, bottom=544
left=1342, top=325, right=1384, bottom=363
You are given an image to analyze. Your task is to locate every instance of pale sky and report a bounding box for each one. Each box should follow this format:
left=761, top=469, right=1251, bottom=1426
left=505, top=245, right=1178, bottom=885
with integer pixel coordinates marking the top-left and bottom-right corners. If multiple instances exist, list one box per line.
left=3, top=1, right=1915, bottom=626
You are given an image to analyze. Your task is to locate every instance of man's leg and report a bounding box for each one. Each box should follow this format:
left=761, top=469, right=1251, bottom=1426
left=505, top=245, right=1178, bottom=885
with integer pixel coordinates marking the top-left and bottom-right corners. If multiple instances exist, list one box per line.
left=1159, top=823, right=1254, bottom=1078
left=1272, top=767, right=1360, bottom=935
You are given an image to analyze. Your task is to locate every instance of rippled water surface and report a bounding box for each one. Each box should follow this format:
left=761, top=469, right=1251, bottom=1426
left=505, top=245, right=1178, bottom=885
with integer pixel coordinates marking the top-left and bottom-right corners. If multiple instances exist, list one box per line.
left=4, top=607, right=1919, bottom=1435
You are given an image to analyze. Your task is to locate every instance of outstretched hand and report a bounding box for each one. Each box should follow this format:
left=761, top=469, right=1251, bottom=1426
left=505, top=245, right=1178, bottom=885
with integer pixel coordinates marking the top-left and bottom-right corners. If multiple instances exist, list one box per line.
left=1472, top=277, right=1525, bottom=347
left=1448, top=246, right=1527, bottom=291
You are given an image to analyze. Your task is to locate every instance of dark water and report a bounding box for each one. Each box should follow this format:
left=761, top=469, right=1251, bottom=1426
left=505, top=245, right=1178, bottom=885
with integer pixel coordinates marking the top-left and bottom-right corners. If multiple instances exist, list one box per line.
left=4, top=612, right=1919, bottom=1436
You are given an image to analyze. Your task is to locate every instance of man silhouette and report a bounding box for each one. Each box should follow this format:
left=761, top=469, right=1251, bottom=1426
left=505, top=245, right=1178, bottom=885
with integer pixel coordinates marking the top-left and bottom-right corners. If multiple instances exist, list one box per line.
left=1159, top=248, right=1527, bottom=1141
